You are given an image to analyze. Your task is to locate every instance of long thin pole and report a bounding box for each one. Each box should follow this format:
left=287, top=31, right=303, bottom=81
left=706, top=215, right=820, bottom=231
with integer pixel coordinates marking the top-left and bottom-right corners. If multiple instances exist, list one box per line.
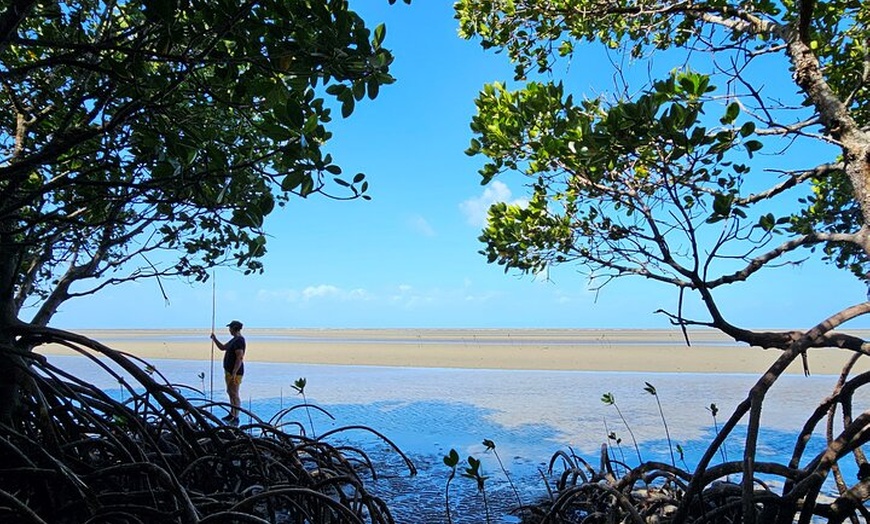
left=210, top=272, right=216, bottom=404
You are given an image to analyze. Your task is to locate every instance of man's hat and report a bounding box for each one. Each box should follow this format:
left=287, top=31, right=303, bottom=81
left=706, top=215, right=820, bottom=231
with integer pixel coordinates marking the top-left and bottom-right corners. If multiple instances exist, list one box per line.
left=227, top=320, right=243, bottom=330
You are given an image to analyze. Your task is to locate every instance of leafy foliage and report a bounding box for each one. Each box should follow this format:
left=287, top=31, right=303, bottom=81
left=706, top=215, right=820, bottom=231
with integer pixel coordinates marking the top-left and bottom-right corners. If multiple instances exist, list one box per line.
left=0, top=0, right=399, bottom=326
left=458, top=0, right=870, bottom=344
left=456, top=0, right=870, bottom=521
left=470, top=71, right=767, bottom=286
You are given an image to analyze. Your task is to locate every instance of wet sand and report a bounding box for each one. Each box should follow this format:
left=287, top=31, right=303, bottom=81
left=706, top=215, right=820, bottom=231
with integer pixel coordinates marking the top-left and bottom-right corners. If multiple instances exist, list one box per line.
left=36, top=328, right=870, bottom=375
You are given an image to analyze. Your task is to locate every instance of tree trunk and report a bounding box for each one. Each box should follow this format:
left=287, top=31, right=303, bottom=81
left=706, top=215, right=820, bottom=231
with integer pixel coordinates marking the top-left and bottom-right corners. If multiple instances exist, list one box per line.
left=0, top=233, right=29, bottom=426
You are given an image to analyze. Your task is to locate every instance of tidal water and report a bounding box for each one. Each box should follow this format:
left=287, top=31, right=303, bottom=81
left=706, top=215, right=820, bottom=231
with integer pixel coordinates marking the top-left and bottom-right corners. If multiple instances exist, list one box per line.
left=43, top=354, right=869, bottom=523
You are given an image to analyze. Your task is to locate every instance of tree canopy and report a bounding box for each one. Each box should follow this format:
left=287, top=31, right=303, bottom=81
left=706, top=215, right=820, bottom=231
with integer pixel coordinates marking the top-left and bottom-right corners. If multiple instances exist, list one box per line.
left=456, top=1, right=870, bottom=521
left=0, top=0, right=399, bottom=328
left=457, top=0, right=870, bottom=350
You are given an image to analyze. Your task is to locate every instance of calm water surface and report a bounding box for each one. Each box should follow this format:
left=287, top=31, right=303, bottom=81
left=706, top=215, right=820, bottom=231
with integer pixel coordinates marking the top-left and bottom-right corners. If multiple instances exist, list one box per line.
left=44, top=354, right=869, bottom=523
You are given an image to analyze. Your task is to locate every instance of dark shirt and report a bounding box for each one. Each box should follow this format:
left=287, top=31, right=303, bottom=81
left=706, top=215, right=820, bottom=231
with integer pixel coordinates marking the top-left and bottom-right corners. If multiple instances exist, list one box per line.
left=222, top=335, right=246, bottom=375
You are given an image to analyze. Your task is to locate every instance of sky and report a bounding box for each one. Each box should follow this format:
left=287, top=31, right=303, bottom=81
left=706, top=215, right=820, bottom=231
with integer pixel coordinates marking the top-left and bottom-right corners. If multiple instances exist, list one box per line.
left=51, top=2, right=870, bottom=331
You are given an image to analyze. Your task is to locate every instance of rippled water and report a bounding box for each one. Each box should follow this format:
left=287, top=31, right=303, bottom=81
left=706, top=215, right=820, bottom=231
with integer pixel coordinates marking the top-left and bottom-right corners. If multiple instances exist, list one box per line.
left=44, top=355, right=869, bottom=523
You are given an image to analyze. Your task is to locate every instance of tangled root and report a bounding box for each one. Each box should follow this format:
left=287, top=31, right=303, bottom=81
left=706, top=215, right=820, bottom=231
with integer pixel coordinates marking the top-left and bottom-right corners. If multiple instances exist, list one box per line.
left=0, top=327, right=415, bottom=524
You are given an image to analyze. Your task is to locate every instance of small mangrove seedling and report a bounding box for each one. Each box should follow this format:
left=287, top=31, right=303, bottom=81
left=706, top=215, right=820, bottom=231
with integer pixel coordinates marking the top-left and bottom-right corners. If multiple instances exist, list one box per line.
left=601, top=392, right=642, bottom=464
left=443, top=449, right=460, bottom=524
left=644, top=382, right=675, bottom=466
left=292, top=377, right=316, bottom=437
left=607, top=430, right=627, bottom=470
left=676, top=444, right=691, bottom=471
left=707, top=402, right=728, bottom=463
left=196, top=372, right=208, bottom=412
left=462, top=455, right=491, bottom=524
left=483, top=438, right=524, bottom=515
left=602, top=416, right=626, bottom=469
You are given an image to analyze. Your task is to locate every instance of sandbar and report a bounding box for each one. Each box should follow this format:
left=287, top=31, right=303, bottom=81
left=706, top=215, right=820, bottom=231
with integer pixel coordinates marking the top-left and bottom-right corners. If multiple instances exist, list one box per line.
left=35, top=328, right=870, bottom=376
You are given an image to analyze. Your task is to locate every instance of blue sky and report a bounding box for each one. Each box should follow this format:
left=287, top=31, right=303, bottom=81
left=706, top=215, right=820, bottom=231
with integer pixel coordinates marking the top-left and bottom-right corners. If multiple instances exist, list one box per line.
left=52, top=2, right=869, bottom=331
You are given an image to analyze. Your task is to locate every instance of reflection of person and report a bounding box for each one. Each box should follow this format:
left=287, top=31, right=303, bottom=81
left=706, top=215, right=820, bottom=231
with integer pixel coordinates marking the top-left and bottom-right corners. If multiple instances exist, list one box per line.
left=210, top=320, right=246, bottom=425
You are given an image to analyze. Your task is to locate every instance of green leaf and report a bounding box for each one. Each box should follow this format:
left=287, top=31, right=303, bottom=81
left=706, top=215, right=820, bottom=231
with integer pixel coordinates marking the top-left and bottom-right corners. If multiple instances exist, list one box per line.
left=352, top=80, right=366, bottom=101
left=444, top=449, right=460, bottom=467
left=281, top=170, right=305, bottom=191
left=712, top=193, right=733, bottom=217
left=231, top=208, right=263, bottom=228
left=367, top=78, right=380, bottom=100
left=758, top=213, right=775, bottom=231
left=721, top=102, right=740, bottom=124
left=260, top=122, right=294, bottom=141
left=300, top=174, right=315, bottom=196
left=341, top=98, right=355, bottom=118
left=744, top=140, right=763, bottom=153
left=373, top=23, right=386, bottom=47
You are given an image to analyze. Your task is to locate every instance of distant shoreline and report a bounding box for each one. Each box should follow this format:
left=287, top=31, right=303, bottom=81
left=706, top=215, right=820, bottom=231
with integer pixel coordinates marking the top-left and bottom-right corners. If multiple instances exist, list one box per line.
left=37, top=327, right=870, bottom=376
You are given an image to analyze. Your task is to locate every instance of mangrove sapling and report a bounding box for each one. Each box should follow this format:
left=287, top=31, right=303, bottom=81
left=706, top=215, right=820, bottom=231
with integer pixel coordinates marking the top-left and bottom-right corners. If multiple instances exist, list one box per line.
left=707, top=402, right=728, bottom=464
left=602, top=392, right=642, bottom=464
left=676, top=444, right=691, bottom=472
left=603, top=416, right=629, bottom=478
left=482, top=438, right=525, bottom=517
left=443, top=448, right=460, bottom=524
left=607, top=430, right=628, bottom=477
left=463, top=455, right=492, bottom=524
left=292, top=377, right=317, bottom=437
left=197, top=371, right=210, bottom=413
left=644, top=382, right=676, bottom=466
left=198, top=371, right=206, bottom=394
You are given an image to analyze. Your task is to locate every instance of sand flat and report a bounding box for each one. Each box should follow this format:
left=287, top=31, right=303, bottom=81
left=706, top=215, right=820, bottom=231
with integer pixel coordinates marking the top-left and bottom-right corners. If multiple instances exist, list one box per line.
left=34, top=328, right=870, bottom=375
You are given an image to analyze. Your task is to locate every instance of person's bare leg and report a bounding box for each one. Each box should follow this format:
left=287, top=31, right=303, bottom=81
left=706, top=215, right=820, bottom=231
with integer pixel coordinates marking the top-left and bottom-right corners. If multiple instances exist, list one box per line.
left=227, top=381, right=241, bottom=418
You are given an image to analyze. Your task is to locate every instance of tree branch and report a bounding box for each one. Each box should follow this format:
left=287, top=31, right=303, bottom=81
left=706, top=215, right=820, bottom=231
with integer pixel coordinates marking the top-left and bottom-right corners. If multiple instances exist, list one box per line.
left=736, top=163, right=841, bottom=205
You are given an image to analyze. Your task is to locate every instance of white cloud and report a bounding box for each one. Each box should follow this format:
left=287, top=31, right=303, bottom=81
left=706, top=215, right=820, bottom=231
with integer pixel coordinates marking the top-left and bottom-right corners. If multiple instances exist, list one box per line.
left=346, top=288, right=371, bottom=300
left=302, top=285, right=340, bottom=300
left=407, top=214, right=436, bottom=237
left=256, top=288, right=299, bottom=302
left=387, top=283, right=497, bottom=309
left=459, top=180, right=527, bottom=228
left=257, top=285, right=371, bottom=303
left=258, top=282, right=498, bottom=311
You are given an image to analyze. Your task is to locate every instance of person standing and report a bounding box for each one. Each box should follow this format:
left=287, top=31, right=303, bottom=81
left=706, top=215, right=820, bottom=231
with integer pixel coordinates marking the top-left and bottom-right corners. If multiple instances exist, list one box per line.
left=210, top=320, right=246, bottom=425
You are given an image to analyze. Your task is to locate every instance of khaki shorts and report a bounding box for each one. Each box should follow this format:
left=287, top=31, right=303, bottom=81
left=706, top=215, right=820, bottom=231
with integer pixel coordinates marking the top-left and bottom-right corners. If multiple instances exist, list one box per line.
left=224, top=372, right=243, bottom=387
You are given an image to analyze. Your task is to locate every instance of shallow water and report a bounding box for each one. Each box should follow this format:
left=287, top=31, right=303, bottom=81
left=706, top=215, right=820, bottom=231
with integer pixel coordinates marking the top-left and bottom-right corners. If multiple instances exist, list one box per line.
left=42, top=355, right=870, bottom=523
